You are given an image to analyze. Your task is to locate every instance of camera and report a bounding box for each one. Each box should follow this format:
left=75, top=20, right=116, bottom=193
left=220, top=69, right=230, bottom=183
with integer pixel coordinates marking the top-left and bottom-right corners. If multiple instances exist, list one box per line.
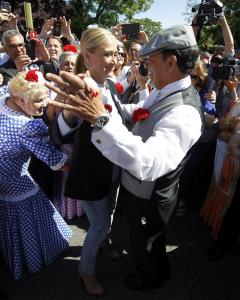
left=192, top=0, right=224, bottom=26
left=53, top=20, right=61, bottom=37
left=122, top=23, right=140, bottom=41
left=26, top=39, right=35, bottom=60
left=212, top=57, right=239, bottom=81
left=139, top=61, right=148, bottom=76
left=0, top=1, right=11, bottom=13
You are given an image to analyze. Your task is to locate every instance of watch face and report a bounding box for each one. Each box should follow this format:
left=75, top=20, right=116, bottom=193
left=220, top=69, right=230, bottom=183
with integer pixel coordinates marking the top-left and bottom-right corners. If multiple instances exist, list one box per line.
left=95, top=114, right=110, bottom=129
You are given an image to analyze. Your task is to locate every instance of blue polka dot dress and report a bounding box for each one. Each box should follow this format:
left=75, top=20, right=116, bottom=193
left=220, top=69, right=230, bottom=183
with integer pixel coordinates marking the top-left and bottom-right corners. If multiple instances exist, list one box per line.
left=0, top=96, right=72, bottom=280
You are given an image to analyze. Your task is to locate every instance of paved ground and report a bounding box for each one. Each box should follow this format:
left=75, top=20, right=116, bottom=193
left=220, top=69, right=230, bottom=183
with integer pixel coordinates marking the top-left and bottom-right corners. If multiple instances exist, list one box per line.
left=1, top=200, right=240, bottom=300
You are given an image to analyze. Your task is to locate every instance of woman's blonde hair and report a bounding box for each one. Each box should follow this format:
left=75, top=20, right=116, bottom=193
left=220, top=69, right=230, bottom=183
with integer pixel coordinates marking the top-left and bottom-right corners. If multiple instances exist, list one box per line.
left=8, top=70, right=47, bottom=102
left=193, top=59, right=208, bottom=89
left=74, top=28, right=117, bottom=74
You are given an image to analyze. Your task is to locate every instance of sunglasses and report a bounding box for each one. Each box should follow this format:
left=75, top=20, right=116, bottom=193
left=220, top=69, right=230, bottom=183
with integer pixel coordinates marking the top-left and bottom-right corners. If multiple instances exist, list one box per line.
left=190, top=74, right=199, bottom=80
left=118, top=52, right=126, bottom=58
left=7, top=43, right=25, bottom=50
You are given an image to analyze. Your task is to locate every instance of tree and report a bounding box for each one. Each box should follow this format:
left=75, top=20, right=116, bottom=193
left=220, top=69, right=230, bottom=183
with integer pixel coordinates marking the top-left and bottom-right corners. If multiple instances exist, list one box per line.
left=10, top=0, right=71, bottom=35
left=130, top=18, right=161, bottom=38
left=69, top=0, right=154, bottom=36
left=10, top=0, right=157, bottom=39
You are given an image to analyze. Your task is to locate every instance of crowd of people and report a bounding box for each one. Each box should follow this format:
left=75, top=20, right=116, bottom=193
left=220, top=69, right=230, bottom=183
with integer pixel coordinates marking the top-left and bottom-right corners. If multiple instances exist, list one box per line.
left=0, top=3, right=240, bottom=298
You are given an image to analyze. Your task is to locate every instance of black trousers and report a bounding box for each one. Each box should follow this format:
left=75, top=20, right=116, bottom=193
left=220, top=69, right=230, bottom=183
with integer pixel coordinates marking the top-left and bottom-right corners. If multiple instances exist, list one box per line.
left=217, top=176, right=240, bottom=247
left=119, top=186, right=171, bottom=284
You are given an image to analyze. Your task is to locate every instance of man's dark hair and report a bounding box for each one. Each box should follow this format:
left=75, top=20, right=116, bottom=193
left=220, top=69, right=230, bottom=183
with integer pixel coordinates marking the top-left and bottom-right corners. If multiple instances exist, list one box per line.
left=161, top=45, right=200, bottom=75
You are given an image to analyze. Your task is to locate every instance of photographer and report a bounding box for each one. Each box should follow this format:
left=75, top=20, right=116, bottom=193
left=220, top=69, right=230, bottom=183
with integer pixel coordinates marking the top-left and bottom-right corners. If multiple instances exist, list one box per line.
left=0, top=30, right=51, bottom=86
left=0, top=8, right=19, bottom=65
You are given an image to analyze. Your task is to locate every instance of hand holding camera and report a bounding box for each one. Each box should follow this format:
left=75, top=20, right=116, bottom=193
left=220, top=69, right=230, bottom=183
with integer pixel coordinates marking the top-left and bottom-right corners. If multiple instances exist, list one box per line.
left=15, top=54, right=32, bottom=72
left=0, top=9, right=10, bottom=23
left=192, top=0, right=224, bottom=27
left=0, top=1, right=11, bottom=13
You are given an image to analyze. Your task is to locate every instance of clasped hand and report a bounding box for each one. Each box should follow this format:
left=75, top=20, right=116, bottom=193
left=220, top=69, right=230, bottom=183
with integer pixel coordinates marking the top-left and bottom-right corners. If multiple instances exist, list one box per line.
left=45, top=72, right=106, bottom=125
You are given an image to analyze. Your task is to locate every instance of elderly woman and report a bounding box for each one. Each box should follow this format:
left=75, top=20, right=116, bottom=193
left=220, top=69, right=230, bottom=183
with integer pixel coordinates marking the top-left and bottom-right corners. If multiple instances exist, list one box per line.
left=0, top=70, right=72, bottom=280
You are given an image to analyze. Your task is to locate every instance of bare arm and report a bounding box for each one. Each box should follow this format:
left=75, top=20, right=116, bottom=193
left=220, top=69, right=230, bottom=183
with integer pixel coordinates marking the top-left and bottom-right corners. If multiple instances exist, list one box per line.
left=218, top=15, right=234, bottom=55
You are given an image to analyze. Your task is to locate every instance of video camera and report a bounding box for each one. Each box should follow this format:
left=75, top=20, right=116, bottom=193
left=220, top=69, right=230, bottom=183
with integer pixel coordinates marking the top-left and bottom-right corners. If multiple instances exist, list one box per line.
left=192, top=0, right=224, bottom=26
left=212, top=57, right=240, bottom=81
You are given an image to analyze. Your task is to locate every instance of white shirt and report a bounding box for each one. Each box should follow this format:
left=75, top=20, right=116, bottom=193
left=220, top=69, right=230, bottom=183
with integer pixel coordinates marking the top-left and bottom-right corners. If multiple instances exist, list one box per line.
left=91, top=76, right=202, bottom=181
left=0, top=53, right=9, bottom=66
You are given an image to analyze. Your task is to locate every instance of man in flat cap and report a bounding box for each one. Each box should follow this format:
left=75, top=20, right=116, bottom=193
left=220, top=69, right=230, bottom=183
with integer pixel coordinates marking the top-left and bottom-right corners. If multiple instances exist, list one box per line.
left=47, top=24, right=204, bottom=290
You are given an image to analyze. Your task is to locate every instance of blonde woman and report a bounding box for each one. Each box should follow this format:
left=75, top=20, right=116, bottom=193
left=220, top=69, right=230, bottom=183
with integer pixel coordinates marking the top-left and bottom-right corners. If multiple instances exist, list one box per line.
left=0, top=70, right=72, bottom=280
left=47, top=28, right=123, bottom=296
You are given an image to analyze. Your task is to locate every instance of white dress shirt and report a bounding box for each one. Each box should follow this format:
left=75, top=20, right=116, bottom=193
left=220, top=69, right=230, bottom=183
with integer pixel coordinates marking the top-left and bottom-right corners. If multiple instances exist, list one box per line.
left=91, top=76, right=202, bottom=181
left=58, top=82, right=123, bottom=136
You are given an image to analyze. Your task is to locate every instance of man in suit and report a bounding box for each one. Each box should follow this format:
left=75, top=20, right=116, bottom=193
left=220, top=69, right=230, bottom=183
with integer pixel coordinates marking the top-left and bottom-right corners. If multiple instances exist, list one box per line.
left=46, top=25, right=203, bottom=290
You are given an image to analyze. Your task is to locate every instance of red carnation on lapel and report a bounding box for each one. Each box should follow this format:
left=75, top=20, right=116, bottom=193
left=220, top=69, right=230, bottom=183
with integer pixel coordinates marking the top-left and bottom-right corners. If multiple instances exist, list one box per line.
left=25, top=69, right=39, bottom=82
left=115, top=82, right=124, bottom=94
left=132, top=108, right=150, bottom=124
left=63, top=44, right=78, bottom=53
left=104, top=104, right=112, bottom=113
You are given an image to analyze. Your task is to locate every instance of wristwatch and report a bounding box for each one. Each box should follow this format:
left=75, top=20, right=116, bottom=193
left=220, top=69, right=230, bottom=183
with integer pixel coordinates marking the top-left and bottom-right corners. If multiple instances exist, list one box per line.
left=93, top=113, right=110, bottom=129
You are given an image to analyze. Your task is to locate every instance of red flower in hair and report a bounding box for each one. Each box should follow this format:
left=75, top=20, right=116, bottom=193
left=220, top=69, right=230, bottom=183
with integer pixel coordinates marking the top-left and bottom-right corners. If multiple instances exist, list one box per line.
left=63, top=44, right=78, bottom=53
left=115, top=82, right=124, bottom=94
left=25, top=69, right=39, bottom=82
left=104, top=104, right=112, bottom=113
left=132, top=108, right=150, bottom=124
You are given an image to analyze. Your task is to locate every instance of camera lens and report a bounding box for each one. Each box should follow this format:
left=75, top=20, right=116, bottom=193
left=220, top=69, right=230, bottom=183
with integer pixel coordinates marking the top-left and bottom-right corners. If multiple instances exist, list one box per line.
left=139, top=62, right=148, bottom=76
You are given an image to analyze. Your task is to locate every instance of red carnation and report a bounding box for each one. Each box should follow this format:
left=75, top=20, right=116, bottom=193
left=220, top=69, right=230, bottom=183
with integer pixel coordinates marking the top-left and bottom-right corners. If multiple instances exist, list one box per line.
left=132, top=108, right=150, bottom=124
left=104, top=104, right=112, bottom=113
left=25, top=69, right=39, bottom=82
left=115, top=82, right=124, bottom=94
left=63, top=44, right=78, bottom=53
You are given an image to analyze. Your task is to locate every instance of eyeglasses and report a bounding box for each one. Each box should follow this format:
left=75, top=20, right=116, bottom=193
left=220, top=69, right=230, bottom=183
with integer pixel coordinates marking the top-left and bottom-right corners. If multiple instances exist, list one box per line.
left=190, top=74, right=199, bottom=80
left=118, top=52, right=126, bottom=58
left=7, top=43, right=25, bottom=50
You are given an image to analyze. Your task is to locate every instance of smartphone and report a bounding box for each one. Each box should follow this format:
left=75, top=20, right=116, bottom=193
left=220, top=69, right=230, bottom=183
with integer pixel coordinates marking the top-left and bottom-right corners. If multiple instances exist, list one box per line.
left=53, top=20, right=61, bottom=37
left=26, top=39, right=35, bottom=60
left=122, top=23, right=140, bottom=41
left=1, top=1, right=11, bottom=13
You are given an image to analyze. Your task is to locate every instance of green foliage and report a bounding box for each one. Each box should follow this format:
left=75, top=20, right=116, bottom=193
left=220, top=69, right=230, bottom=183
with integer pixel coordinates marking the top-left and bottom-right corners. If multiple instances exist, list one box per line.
left=130, top=18, right=161, bottom=38
left=69, top=0, right=154, bottom=35
left=12, top=0, right=157, bottom=39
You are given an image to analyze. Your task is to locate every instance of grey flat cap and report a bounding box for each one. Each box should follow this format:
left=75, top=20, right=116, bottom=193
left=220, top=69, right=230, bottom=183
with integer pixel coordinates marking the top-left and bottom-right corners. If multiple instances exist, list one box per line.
left=139, top=24, right=197, bottom=58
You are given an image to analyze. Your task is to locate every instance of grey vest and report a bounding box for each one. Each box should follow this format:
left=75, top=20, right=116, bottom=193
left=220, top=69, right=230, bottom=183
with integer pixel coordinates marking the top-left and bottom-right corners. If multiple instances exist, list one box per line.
left=121, top=85, right=204, bottom=207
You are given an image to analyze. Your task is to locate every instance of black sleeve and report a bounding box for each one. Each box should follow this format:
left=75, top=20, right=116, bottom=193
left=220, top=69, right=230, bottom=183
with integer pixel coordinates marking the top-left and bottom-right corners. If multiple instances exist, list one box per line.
left=48, top=117, right=76, bottom=146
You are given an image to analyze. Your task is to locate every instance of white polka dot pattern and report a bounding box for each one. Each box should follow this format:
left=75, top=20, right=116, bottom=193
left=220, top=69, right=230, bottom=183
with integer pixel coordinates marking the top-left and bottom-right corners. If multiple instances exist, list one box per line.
left=0, top=97, right=72, bottom=280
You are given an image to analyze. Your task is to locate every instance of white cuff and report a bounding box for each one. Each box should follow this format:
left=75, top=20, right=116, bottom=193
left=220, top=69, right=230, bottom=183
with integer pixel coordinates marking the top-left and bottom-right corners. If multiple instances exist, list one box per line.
left=58, top=112, right=82, bottom=136
left=91, top=117, right=121, bottom=150
left=50, top=153, right=68, bottom=170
